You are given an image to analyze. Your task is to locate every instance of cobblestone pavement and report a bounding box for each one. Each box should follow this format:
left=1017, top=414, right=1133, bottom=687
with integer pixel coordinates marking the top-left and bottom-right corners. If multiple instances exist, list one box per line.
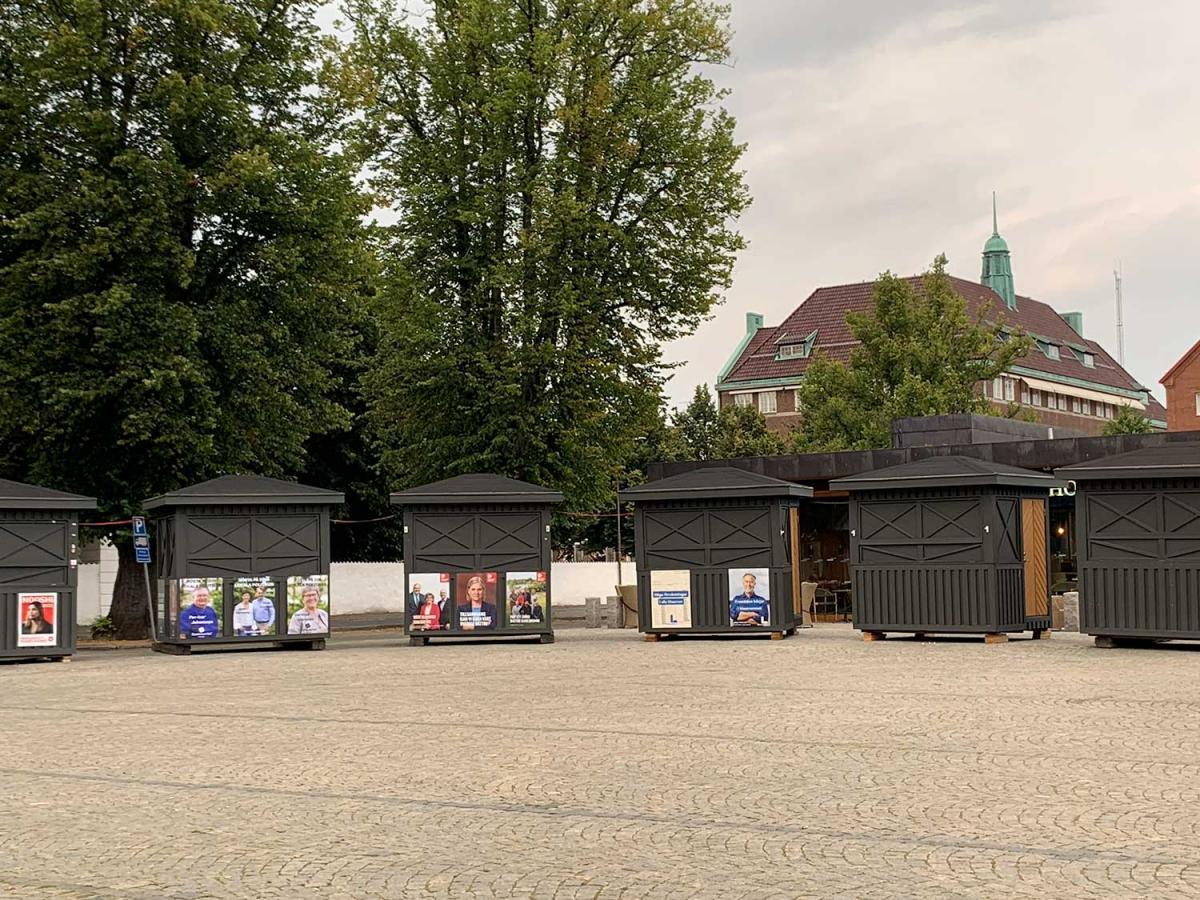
left=3, top=626, right=1200, bottom=898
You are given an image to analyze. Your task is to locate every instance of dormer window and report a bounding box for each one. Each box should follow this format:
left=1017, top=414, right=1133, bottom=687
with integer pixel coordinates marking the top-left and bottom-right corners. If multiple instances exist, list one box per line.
left=1082, top=352, right=1094, bottom=367
left=775, top=328, right=818, bottom=360
left=1044, top=343, right=1060, bottom=360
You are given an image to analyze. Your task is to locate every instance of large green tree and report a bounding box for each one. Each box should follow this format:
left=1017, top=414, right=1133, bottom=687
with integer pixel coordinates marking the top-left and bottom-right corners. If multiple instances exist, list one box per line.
left=791, top=255, right=1031, bottom=452
left=1102, top=405, right=1154, bottom=436
left=0, top=0, right=372, bottom=636
left=346, top=0, right=749, bottom=508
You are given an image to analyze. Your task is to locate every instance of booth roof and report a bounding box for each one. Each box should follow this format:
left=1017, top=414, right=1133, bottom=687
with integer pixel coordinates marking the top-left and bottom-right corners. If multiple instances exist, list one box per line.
left=619, top=466, right=813, bottom=502
left=0, top=478, right=96, bottom=511
left=1056, top=444, right=1200, bottom=481
left=144, top=475, right=344, bottom=509
left=390, top=473, right=565, bottom=506
left=831, top=455, right=1061, bottom=491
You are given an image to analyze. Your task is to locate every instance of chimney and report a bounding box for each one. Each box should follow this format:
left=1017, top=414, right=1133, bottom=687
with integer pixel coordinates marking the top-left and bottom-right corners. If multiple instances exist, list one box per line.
left=745, top=312, right=764, bottom=335
left=1061, top=311, right=1084, bottom=336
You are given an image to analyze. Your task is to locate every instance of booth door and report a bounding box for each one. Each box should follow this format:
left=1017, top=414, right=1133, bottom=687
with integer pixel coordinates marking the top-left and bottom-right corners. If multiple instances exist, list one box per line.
left=1022, top=498, right=1049, bottom=617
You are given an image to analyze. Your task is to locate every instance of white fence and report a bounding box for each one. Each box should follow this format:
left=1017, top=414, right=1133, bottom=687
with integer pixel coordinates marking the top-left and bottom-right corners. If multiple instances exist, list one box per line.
left=75, top=557, right=637, bottom=624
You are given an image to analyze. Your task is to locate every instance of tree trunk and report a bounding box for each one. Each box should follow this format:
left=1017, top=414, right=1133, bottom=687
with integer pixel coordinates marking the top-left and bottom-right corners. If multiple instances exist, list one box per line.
left=110, top=538, right=152, bottom=640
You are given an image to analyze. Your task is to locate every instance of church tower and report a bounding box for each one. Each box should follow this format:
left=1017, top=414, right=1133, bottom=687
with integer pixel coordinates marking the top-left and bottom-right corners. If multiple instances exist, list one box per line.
left=981, top=193, right=1016, bottom=310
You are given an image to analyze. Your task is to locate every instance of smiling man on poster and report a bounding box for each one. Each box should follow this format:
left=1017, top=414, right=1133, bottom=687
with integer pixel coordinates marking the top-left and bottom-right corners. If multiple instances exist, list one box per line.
left=729, top=570, right=770, bottom=627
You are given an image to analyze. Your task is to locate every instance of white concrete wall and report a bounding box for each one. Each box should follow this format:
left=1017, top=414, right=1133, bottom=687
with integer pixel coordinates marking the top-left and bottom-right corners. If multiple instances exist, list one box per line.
left=77, top=557, right=638, bottom=622
left=329, top=561, right=637, bottom=614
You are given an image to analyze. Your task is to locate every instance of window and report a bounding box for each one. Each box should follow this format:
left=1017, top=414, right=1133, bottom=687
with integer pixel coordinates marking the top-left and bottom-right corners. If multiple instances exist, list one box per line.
left=1082, top=399, right=1092, bottom=416
left=1031, top=389, right=1042, bottom=406
left=1070, top=397, right=1081, bottom=414
left=1021, top=387, right=1030, bottom=404
left=1082, top=352, right=1095, bottom=368
left=776, top=329, right=818, bottom=361
left=778, top=343, right=807, bottom=359
left=734, top=393, right=753, bottom=408
left=992, top=377, right=1003, bottom=399
left=794, top=389, right=803, bottom=411
left=757, top=391, right=777, bottom=414
left=1045, top=344, right=1060, bottom=360
left=1195, top=392, right=1200, bottom=416
left=1057, top=395, right=1068, bottom=411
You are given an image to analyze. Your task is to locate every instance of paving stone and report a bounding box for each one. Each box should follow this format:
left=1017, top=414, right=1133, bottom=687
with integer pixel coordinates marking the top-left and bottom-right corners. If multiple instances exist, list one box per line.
left=1, top=627, right=1199, bottom=897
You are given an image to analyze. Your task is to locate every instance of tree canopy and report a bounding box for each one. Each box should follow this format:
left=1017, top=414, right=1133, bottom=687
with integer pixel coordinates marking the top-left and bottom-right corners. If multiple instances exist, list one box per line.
left=0, top=0, right=373, bottom=635
left=1101, top=405, right=1154, bottom=436
left=791, top=255, right=1032, bottom=452
left=346, top=0, right=750, bottom=509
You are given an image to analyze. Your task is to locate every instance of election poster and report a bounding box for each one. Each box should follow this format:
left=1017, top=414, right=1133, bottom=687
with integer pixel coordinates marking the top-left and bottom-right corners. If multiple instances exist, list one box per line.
left=728, top=568, right=771, bottom=627
left=505, top=572, right=548, bottom=627
left=178, top=578, right=223, bottom=640
left=17, top=592, right=57, bottom=647
left=231, top=577, right=276, bottom=637
left=650, top=570, right=692, bottom=629
left=286, top=575, right=330, bottom=635
left=455, top=572, right=498, bottom=630
left=408, top=572, right=451, bottom=631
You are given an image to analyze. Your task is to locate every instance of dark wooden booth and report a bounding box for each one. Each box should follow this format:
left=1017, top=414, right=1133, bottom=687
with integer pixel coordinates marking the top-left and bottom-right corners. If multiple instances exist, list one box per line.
left=391, top=474, right=562, bottom=645
left=145, top=475, right=343, bottom=654
left=620, top=468, right=812, bottom=641
left=1057, top=444, right=1200, bottom=647
left=0, top=479, right=95, bottom=662
left=832, top=456, right=1058, bottom=643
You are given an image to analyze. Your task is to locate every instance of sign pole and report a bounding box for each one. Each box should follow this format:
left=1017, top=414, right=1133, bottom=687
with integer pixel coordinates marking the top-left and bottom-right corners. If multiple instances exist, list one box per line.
left=132, top=516, right=156, bottom=640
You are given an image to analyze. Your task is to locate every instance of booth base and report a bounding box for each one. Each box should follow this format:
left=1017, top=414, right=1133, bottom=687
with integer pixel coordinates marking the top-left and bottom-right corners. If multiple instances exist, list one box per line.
left=152, top=639, right=326, bottom=655
left=642, top=628, right=795, bottom=642
left=0, top=653, right=71, bottom=664
left=860, top=629, right=1033, bottom=644
left=408, top=632, right=554, bottom=646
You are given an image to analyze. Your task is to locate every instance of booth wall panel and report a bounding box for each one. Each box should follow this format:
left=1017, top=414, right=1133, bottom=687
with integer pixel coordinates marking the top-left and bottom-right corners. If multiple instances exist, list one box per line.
left=0, top=517, right=71, bottom=586
left=996, top=567, right=1025, bottom=628
left=853, top=565, right=997, bottom=631
left=0, top=586, right=76, bottom=655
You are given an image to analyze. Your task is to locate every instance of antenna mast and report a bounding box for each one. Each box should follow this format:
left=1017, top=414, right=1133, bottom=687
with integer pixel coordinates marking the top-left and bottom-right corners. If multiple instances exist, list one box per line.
left=1114, top=264, right=1125, bottom=365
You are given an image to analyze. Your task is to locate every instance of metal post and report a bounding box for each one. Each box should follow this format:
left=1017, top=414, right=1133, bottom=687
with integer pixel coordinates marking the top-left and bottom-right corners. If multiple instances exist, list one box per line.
left=615, top=479, right=623, bottom=587
left=142, top=561, right=156, bottom=640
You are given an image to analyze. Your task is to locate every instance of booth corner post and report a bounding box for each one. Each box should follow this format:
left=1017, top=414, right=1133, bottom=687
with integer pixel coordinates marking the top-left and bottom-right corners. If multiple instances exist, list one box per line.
left=391, top=473, right=563, bottom=645
left=832, top=456, right=1061, bottom=645
left=620, top=467, right=813, bottom=641
left=1057, top=444, right=1200, bottom=647
left=143, top=475, right=343, bottom=655
left=0, top=479, right=96, bottom=663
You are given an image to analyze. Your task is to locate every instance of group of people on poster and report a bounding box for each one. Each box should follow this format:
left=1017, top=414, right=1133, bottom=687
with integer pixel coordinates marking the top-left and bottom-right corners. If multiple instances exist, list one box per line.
left=649, top=568, right=772, bottom=629
left=175, top=575, right=329, bottom=640
left=407, top=571, right=547, bottom=632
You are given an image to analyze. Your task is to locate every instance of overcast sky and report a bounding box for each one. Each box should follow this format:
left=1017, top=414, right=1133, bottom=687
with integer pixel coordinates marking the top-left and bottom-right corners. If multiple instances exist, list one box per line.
left=659, top=0, right=1200, bottom=407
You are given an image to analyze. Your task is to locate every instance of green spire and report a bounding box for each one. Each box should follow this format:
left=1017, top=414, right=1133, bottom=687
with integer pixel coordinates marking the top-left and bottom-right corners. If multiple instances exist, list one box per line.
left=981, top=192, right=1016, bottom=309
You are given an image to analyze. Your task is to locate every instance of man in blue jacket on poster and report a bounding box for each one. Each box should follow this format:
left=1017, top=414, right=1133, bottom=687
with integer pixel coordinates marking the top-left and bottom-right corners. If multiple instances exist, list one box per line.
left=179, top=585, right=220, bottom=639
left=729, top=573, right=769, bottom=626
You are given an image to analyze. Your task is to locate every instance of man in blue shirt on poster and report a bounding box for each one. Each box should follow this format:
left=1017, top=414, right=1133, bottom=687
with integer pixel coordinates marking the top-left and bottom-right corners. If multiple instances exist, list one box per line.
left=179, top=585, right=220, bottom=639
left=251, top=584, right=275, bottom=633
left=729, top=573, right=769, bottom=626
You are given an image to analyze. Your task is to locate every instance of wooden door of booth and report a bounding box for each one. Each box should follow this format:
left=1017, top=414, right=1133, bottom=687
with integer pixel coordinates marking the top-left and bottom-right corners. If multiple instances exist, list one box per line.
left=1022, top=498, right=1049, bottom=618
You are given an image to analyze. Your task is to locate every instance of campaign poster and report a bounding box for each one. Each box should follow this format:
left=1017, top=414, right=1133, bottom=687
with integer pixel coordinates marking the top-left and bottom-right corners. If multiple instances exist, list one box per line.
left=408, top=572, right=451, bottom=631
left=650, top=570, right=692, bottom=629
left=286, top=575, right=330, bottom=635
left=455, top=572, right=498, bottom=630
left=232, top=577, right=276, bottom=637
left=505, top=572, right=548, bottom=627
left=728, top=568, right=771, bottom=627
left=17, top=592, right=57, bottom=647
left=178, top=578, right=223, bottom=640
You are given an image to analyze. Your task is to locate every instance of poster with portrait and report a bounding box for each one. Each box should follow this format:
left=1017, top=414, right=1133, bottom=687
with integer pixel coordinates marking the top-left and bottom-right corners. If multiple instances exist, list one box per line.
left=505, top=572, right=548, bottom=627
left=650, top=570, right=692, bottom=629
left=17, top=592, right=57, bottom=647
left=231, top=577, right=276, bottom=637
left=408, top=572, right=451, bottom=631
left=728, top=568, right=771, bottom=627
left=178, top=578, right=223, bottom=640
left=286, top=575, right=330, bottom=635
left=455, top=572, right=498, bottom=630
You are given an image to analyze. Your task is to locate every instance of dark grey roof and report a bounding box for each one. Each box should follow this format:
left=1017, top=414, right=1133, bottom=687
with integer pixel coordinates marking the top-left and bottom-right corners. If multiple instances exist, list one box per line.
left=620, top=466, right=812, bottom=503
left=144, top=475, right=344, bottom=510
left=831, top=455, right=1061, bottom=492
left=1056, top=444, right=1200, bottom=481
left=0, top=478, right=96, bottom=511
left=390, top=473, right=564, bottom=506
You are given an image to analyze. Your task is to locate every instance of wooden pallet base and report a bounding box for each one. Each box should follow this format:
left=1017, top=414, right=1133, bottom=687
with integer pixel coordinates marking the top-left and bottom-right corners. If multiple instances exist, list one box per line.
left=644, top=633, right=661, bottom=643
left=1033, top=629, right=1052, bottom=640
left=983, top=632, right=1009, bottom=644
left=862, top=631, right=886, bottom=642
left=538, top=633, right=555, bottom=644
left=769, top=631, right=784, bottom=641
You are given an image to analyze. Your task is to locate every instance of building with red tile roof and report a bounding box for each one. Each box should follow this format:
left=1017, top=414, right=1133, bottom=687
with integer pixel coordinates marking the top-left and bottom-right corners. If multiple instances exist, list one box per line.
left=1160, top=339, right=1200, bottom=432
left=716, top=205, right=1165, bottom=437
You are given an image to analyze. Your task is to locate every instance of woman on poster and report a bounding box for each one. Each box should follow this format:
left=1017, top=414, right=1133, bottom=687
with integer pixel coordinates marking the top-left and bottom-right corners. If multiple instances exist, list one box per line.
left=21, top=600, right=53, bottom=635
left=416, top=592, right=442, bottom=630
left=288, top=586, right=329, bottom=634
left=459, top=575, right=496, bottom=630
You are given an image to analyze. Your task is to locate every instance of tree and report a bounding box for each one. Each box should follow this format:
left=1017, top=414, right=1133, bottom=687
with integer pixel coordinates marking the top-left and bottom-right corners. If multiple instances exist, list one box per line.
left=672, top=385, right=720, bottom=460
left=791, top=255, right=1032, bottom=451
left=712, top=404, right=786, bottom=458
left=0, top=0, right=372, bottom=637
left=346, top=0, right=749, bottom=510
left=1102, top=406, right=1154, bottom=436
